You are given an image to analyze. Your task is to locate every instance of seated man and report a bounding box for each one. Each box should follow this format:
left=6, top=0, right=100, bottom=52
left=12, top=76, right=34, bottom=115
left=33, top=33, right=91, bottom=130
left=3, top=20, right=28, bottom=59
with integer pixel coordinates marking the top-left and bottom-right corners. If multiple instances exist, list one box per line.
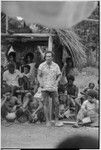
left=65, top=75, right=78, bottom=112
left=1, top=92, right=22, bottom=121
left=17, top=90, right=44, bottom=123
left=3, top=63, right=23, bottom=96
left=73, top=90, right=99, bottom=128
left=75, top=82, right=96, bottom=113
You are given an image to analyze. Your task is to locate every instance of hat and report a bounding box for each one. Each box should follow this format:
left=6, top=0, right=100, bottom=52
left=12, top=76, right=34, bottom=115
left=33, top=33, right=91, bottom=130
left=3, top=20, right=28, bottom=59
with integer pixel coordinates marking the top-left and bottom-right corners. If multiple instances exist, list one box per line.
left=86, top=90, right=98, bottom=99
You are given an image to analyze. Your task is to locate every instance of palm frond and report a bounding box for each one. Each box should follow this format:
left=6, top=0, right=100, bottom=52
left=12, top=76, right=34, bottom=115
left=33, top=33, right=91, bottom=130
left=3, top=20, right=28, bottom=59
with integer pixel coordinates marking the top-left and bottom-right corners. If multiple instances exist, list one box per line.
left=54, top=28, right=87, bottom=68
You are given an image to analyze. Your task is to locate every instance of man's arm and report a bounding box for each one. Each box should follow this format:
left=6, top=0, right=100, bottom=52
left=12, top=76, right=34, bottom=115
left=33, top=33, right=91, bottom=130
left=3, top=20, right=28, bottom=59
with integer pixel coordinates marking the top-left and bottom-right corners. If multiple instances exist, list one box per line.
left=71, top=87, right=79, bottom=99
left=37, top=69, right=43, bottom=88
left=32, top=101, right=43, bottom=116
left=1, top=95, right=8, bottom=108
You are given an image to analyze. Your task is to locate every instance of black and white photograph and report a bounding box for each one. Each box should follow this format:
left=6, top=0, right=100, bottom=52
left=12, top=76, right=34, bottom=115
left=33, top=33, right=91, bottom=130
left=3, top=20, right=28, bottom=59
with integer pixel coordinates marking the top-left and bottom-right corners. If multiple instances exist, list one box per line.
left=1, top=0, right=100, bottom=149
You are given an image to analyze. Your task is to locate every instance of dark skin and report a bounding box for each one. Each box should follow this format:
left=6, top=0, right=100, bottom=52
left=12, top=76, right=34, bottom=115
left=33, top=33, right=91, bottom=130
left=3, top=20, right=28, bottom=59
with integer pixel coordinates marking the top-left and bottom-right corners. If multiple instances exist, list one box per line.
left=8, top=66, right=15, bottom=74
left=67, top=80, right=78, bottom=99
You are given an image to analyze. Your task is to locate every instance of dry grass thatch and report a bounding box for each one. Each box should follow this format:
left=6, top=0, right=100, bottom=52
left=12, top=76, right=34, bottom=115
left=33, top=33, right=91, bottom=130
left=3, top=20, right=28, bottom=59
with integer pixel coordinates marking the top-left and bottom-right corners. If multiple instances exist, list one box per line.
left=54, top=28, right=87, bottom=68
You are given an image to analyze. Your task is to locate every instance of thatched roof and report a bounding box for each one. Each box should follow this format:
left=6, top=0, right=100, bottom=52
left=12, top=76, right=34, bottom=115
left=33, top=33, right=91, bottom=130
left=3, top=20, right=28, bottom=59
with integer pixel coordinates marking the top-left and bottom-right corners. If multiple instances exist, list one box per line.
left=54, top=29, right=87, bottom=68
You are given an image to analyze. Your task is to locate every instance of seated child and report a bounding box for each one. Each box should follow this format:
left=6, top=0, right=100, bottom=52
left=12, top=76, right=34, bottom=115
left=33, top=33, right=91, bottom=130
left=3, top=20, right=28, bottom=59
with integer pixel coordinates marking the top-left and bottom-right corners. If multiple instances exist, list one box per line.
left=65, top=75, right=78, bottom=111
left=18, top=65, right=31, bottom=90
left=1, top=92, right=22, bottom=121
left=17, top=88, right=44, bottom=123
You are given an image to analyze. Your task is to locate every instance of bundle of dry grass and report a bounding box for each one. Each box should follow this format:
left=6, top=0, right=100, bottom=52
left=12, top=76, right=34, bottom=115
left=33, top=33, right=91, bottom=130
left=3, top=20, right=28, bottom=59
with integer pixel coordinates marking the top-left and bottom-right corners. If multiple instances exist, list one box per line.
left=54, top=28, right=87, bottom=68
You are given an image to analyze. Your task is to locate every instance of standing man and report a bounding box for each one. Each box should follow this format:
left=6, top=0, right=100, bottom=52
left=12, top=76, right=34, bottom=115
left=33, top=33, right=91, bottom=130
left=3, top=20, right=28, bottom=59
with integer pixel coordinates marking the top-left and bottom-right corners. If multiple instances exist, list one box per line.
left=37, top=51, right=61, bottom=127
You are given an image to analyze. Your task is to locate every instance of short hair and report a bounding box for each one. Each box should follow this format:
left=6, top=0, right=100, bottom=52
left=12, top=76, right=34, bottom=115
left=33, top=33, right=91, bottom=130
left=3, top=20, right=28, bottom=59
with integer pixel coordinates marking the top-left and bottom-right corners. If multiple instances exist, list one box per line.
left=44, top=51, right=54, bottom=59
left=67, top=74, right=75, bottom=81
left=89, top=82, right=95, bottom=87
left=24, top=65, right=30, bottom=71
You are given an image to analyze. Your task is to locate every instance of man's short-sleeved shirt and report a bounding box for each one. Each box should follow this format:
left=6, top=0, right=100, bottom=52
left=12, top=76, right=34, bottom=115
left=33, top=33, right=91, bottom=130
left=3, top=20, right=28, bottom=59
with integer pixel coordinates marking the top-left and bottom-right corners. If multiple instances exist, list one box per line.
left=3, top=69, right=23, bottom=87
left=38, top=61, right=61, bottom=91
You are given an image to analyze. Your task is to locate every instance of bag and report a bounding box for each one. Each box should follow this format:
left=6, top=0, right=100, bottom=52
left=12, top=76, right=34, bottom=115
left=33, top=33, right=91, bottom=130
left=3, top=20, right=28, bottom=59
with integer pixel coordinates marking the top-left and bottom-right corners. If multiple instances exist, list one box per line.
left=82, top=116, right=91, bottom=124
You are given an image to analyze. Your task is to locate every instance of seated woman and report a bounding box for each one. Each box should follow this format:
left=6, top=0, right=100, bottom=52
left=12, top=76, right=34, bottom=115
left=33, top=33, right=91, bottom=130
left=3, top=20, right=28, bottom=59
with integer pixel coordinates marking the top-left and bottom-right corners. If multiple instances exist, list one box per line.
left=73, top=90, right=99, bottom=128
left=75, top=82, right=96, bottom=114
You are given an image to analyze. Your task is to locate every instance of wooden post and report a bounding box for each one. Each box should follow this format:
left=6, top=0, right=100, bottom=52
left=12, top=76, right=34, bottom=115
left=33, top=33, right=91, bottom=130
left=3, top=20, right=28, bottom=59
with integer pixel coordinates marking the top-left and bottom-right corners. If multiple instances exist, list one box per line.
left=48, top=35, right=53, bottom=51
left=48, top=35, right=53, bottom=121
left=6, top=15, right=8, bottom=34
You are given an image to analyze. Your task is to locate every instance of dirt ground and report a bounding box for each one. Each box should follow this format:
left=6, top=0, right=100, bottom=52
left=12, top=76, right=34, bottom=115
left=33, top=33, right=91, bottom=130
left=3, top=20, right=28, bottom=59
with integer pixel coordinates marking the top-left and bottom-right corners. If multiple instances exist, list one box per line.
left=1, top=121, right=99, bottom=149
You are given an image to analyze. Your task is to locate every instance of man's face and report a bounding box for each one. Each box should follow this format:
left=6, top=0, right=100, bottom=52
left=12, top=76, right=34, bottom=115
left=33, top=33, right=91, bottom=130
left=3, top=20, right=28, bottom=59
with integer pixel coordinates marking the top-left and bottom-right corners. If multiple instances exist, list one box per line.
left=9, top=67, right=15, bottom=74
left=9, top=55, right=14, bottom=61
left=24, top=67, right=29, bottom=74
left=68, top=80, right=73, bottom=86
left=45, top=52, right=53, bottom=63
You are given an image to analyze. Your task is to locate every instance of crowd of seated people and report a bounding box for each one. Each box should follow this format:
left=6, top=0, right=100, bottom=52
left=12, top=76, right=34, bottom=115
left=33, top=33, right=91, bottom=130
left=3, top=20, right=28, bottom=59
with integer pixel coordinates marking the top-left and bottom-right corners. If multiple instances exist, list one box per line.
left=1, top=53, right=99, bottom=127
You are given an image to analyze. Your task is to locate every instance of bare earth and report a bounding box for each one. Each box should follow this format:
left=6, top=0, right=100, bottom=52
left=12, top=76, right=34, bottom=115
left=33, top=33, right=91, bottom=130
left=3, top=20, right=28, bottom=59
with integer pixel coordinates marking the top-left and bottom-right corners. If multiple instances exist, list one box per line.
left=1, top=122, right=99, bottom=149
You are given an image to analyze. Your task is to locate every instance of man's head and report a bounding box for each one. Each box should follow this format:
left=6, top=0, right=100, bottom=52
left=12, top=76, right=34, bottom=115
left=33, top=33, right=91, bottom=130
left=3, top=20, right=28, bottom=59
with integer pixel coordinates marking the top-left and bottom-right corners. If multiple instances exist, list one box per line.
left=88, top=83, right=95, bottom=89
left=8, top=52, right=16, bottom=62
left=8, top=63, right=15, bottom=74
left=24, top=65, right=30, bottom=74
left=67, top=75, right=75, bottom=86
left=45, top=51, right=54, bottom=64
left=26, top=53, right=34, bottom=63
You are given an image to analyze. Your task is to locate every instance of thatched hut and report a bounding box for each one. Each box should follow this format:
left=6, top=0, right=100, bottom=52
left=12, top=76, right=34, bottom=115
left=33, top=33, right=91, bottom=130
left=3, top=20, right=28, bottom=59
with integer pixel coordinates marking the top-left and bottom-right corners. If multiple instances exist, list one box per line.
left=1, top=12, right=87, bottom=70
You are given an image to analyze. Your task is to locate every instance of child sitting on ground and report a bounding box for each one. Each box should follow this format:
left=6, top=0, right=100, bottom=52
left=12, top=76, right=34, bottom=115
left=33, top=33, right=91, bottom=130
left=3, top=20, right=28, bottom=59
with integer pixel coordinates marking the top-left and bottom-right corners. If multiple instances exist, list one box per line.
left=1, top=92, right=22, bottom=121
left=17, top=87, right=44, bottom=123
left=65, top=75, right=78, bottom=112
left=18, top=65, right=31, bottom=90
